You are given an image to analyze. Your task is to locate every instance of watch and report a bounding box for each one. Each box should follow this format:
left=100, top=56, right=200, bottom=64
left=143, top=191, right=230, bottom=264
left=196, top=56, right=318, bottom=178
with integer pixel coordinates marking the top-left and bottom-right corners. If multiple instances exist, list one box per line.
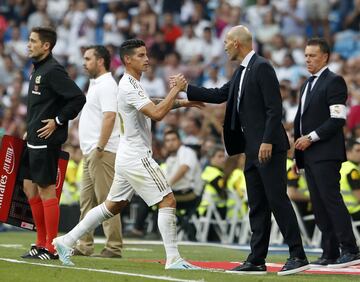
left=307, top=135, right=313, bottom=142
left=96, top=146, right=104, bottom=152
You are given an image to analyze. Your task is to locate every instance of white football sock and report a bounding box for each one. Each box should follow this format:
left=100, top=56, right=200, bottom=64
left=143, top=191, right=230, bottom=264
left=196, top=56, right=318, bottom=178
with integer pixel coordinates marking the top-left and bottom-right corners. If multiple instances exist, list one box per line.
left=63, top=203, right=113, bottom=247
left=158, top=207, right=181, bottom=265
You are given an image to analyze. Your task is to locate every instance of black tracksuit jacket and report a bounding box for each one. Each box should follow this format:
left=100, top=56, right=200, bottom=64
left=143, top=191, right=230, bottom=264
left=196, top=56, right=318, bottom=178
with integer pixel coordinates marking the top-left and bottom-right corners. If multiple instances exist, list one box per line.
left=27, top=54, right=86, bottom=146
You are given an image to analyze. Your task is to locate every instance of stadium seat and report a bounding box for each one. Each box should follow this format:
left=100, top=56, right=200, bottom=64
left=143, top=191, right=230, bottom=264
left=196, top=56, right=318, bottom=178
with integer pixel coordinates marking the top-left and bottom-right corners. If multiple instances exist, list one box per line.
left=195, top=199, right=229, bottom=243
left=291, top=202, right=316, bottom=246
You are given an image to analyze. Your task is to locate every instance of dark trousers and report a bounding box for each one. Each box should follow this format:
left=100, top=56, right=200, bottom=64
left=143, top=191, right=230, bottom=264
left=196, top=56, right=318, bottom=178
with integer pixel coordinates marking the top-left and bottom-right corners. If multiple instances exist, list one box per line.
left=304, top=160, right=358, bottom=258
left=245, top=151, right=305, bottom=265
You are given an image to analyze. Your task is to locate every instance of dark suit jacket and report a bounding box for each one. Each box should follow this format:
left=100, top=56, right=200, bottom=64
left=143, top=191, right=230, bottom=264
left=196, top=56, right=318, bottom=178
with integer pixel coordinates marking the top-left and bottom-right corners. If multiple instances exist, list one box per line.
left=294, top=68, right=347, bottom=168
left=187, top=53, right=289, bottom=158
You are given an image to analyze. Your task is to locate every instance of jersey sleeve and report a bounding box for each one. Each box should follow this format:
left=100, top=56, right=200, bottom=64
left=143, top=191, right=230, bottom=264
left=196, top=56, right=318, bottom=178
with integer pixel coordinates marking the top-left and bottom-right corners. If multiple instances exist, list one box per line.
left=48, top=65, right=85, bottom=123
left=126, top=87, right=151, bottom=110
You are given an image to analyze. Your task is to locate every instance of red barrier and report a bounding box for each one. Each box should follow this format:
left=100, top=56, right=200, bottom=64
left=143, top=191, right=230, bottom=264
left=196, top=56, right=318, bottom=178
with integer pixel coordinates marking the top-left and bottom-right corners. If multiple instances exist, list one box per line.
left=0, top=135, right=25, bottom=223
left=0, top=135, right=69, bottom=231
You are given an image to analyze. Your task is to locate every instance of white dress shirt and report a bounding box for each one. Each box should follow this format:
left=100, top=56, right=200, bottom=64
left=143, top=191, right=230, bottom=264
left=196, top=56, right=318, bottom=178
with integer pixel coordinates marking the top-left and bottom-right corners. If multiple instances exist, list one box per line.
left=237, top=50, right=256, bottom=108
left=300, top=65, right=328, bottom=142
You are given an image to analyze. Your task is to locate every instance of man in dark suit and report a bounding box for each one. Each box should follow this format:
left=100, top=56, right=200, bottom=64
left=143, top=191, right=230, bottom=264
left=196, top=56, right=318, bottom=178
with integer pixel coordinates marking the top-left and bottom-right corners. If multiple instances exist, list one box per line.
left=294, top=38, right=360, bottom=268
left=178, top=25, right=309, bottom=275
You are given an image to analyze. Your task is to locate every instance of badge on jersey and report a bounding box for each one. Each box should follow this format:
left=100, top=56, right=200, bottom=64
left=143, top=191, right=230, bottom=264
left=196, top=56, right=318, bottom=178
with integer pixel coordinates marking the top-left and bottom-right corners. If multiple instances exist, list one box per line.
left=138, top=90, right=145, bottom=98
left=35, top=75, right=41, bottom=84
left=32, top=84, right=41, bottom=95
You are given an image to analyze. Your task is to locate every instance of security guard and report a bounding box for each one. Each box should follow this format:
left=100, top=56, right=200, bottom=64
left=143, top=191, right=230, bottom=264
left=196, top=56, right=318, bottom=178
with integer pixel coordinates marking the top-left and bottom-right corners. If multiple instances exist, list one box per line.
left=226, top=166, right=247, bottom=220
left=340, top=141, right=360, bottom=222
left=198, top=145, right=227, bottom=241
left=60, top=145, right=82, bottom=205
left=287, top=158, right=311, bottom=211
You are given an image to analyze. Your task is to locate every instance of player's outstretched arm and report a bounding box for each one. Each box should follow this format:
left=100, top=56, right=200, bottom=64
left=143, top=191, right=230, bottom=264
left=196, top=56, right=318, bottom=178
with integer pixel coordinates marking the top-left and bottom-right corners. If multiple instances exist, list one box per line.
left=140, top=74, right=186, bottom=121
left=151, top=98, right=205, bottom=110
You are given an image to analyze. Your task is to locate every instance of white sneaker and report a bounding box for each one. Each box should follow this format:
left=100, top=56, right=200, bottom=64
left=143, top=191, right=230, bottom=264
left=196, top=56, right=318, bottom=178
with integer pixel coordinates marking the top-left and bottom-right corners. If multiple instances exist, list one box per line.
left=52, top=236, right=74, bottom=266
left=165, top=258, right=201, bottom=270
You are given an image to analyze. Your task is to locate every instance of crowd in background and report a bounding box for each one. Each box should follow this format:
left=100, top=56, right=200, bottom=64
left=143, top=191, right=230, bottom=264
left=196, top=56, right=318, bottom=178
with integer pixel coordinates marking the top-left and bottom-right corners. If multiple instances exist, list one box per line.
left=1, top=0, right=360, bottom=239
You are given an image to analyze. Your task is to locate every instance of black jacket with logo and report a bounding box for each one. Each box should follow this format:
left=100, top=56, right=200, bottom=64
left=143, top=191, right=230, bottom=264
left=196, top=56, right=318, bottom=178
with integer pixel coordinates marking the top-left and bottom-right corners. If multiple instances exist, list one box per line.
left=27, top=54, right=86, bottom=146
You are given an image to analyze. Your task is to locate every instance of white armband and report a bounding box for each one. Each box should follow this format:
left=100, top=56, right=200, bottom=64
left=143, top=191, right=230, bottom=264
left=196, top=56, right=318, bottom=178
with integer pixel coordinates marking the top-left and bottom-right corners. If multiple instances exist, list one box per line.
left=329, top=104, right=346, bottom=119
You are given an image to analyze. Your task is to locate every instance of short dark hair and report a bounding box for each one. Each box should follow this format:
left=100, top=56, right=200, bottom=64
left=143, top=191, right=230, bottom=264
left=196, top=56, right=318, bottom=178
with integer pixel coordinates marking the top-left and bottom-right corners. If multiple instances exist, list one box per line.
left=119, top=39, right=145, bottom=64
left=346, top=140, right=360, bottom=151
left=207, top=144, right=224, bottom=159
left=203, top=26, right=212, bottom=33
left=164, top=129, right=181, bottom=140
left=306, top=37, right=330, bottom=62
left=31, top=26, right=57, bottom=50
left=85, top=45, right=111, bottom=71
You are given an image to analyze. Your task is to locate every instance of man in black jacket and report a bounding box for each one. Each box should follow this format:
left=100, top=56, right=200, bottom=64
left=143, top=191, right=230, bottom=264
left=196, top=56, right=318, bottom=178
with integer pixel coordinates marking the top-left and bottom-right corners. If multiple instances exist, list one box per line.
left=20, top=26, right=85, bottom=260
left=178, top=25, right=309, bottom=275
left=294, top=38, right=360, bottom=268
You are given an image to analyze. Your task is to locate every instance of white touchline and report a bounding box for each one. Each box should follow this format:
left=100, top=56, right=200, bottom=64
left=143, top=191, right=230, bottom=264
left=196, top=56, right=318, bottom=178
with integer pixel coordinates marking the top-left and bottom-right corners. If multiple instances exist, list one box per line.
left=0, top=244, right=23, bottom=249
left=0, top=258, right=204, bottom=282
left=124, top=247, right=152, bottom=252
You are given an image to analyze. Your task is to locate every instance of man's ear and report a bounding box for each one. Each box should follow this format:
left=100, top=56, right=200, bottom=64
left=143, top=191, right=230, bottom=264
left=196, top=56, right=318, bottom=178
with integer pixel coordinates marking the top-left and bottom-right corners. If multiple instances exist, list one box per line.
left=234, top=39, right=239, bottom=49
left=98, top=57, right=105, bottom=67
left=124, top=54, right=131, bottom=65
left=43, top=41, right=51, bottom=52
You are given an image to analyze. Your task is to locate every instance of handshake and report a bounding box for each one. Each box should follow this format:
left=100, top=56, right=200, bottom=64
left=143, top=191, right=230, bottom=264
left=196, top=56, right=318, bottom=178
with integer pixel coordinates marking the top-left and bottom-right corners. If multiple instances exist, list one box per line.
left=169, top=74, right=187, bottom=92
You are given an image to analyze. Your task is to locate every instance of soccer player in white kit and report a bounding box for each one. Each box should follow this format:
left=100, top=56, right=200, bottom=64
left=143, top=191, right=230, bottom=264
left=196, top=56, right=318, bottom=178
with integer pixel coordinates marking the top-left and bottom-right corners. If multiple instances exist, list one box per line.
left=53, top=39, right=203, bottom=269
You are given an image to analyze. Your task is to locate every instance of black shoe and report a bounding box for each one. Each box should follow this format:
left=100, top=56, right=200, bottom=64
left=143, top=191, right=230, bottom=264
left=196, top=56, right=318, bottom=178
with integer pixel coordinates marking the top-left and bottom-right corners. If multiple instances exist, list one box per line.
left=310, top=257, right=337, bottom=266
left=21, top=244, right=39, bottom=259
left=226, top=261, right=267, bottom=275
left=36, top=248, right=59, bottom=260
left=327, top=252, right=360, bottom=268
left=278, top=257, right=310, bottom=276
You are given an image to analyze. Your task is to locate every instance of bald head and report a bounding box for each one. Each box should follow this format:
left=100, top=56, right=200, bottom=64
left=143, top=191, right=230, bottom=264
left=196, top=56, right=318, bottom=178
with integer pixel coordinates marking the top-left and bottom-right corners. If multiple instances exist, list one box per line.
left=224, top=25, right=253, bottom=61
left=228, top=25, right=252, bottom=47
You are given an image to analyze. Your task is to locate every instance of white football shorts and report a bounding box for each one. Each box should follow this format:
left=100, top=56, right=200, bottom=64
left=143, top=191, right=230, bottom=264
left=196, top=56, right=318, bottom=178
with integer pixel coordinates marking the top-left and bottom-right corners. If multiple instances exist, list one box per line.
left=107, top=155, right=172, bottom=206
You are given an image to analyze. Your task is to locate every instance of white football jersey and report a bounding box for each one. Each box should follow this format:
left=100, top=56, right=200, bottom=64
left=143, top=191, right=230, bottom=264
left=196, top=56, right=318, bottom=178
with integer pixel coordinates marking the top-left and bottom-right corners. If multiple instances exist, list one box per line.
left=117, top=73, right=152, bottom=157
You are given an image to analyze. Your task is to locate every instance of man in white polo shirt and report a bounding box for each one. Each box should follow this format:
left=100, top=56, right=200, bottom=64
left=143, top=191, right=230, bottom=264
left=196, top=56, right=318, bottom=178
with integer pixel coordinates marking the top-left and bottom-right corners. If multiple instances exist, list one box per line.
left=76, top=45, right=122, bottom=258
